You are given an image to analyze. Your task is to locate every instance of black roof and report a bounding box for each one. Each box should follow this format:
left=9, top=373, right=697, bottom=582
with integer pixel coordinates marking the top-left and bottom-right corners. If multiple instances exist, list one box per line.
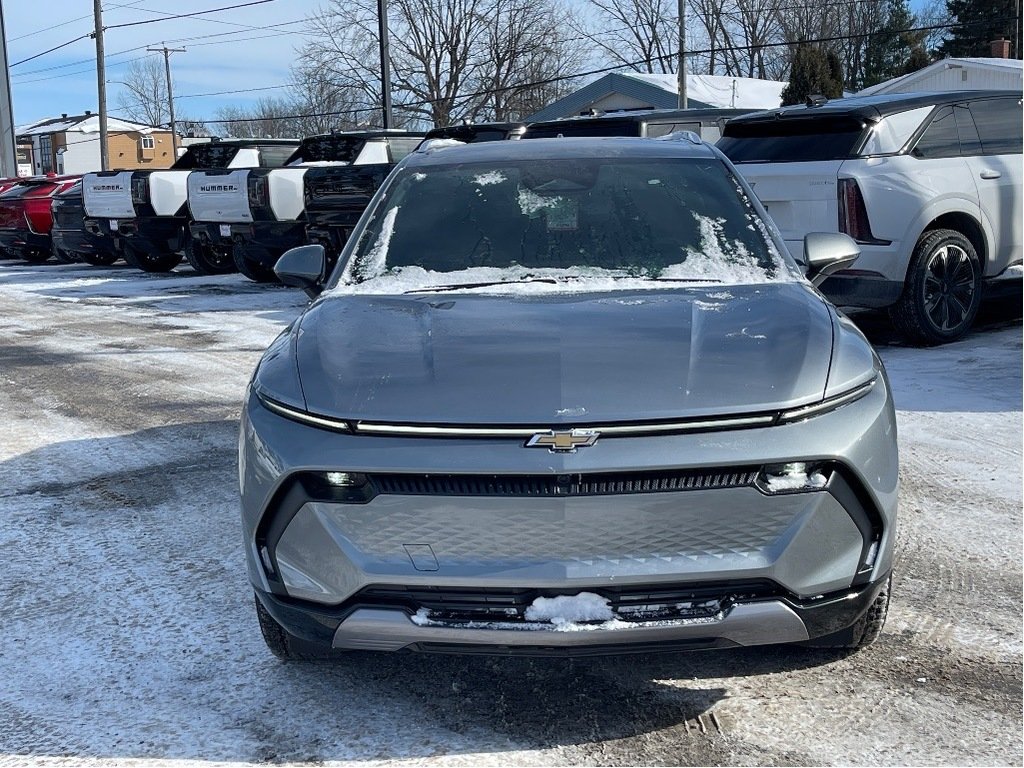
left=409, top=136, right=717, bottom=167
left=727, top=90, right=1020, bottom=126
left=300, top=130, right=428, bottom=142
left=527, top=107, right=751, bottom=129
left=423, top=123, right=526, bottom=142
left=201, top=138, right=301, bottom=146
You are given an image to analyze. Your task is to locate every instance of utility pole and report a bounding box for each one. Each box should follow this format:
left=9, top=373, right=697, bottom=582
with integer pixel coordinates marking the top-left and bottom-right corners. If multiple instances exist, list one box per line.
left=377, top=0, right=393, bottom=128
left=92, top=0, right=109, bottom=171
left=677, top=0, right=687, bottom=109
left=0, top=2, right=17, bottom=177
left=148, top=46, right=186, bottom=159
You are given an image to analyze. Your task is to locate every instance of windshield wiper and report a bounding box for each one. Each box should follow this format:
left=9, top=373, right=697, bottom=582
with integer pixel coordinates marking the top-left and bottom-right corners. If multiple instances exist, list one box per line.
left=650, top=277, right=723, bottom=283
left=404, top=277, right=559, bottom=293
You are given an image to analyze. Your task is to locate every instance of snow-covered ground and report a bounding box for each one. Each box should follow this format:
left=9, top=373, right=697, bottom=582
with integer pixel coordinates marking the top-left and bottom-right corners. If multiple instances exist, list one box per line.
left=0, top=261, right=1020, bottom=767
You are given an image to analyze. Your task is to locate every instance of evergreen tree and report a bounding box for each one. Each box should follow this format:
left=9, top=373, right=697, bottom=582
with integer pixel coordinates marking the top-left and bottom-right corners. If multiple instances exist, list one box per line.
left=781, top=41, right=845, bottom=106
left=862, top=0, right=924, bottom=88
left=939, top=0, right=1020, bottom=59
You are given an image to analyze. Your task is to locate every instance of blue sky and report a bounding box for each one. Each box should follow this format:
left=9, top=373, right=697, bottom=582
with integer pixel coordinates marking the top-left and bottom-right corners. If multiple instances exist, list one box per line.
left=4, top=0, right=320, bottom=127
left=4, top=0, right=937, bottom=129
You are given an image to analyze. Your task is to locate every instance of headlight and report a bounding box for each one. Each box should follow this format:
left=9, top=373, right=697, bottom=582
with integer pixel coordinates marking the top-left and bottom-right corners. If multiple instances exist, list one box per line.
left=256, top=391, right=352, bottom=432
left=777, top=375, right=877, bottom=424
left=758, top=462, right=832, bottom=494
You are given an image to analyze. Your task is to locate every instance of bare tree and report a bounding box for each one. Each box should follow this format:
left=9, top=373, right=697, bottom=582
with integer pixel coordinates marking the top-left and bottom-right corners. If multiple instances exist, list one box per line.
left=298, top=0, right=584, bottom=127
left=573, top=0, right=677, bottom=73
left=116, top=57, right=169, bottom=127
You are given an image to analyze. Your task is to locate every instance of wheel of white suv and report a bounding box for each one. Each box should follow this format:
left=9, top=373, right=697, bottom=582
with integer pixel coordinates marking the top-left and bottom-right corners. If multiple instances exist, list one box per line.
left=233, top=243, right=279, bottom=283
left=891, top=229, right=982, bottom=345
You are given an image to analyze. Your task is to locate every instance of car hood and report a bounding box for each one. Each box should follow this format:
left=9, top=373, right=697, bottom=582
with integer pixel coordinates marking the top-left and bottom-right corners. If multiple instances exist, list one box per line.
left=293, top=284, right=835, bottom=424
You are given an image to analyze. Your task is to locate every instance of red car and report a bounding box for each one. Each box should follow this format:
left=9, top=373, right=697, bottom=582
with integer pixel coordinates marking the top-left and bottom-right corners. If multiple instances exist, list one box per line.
left=0, top=175, right=81, bottom=262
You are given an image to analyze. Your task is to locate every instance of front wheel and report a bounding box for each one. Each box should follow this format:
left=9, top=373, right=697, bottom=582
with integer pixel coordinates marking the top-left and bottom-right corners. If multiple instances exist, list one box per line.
left=185, top=239, right=236, bottom=275
left=804, top=574, right=892, bottom=651
left=124, top=242, right=182, bottom=273
left=254, top=593, right=334, bottom=661
left=890, top=229, right=982, bottom=345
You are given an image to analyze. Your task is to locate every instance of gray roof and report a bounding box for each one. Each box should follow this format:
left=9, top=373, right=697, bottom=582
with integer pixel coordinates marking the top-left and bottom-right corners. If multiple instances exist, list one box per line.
left=525, top=73, right=711, bottom=122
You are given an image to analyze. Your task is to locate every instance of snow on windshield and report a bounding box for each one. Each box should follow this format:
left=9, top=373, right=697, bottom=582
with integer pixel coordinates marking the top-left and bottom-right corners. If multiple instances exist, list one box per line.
left=333, top=158, right=799, bottom=295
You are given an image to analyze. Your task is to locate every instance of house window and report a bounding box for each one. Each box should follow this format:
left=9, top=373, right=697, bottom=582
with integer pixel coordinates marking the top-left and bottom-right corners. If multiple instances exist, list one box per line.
left=141, top=135, right=155, bottom=150
left=38, top=135, right=53, bottom=173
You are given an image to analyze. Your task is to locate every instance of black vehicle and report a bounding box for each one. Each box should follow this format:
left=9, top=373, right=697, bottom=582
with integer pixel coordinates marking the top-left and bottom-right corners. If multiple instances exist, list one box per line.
left=187, top=132, right=425, bottom=282
left=523, top=108, right=753, bottom=142
left=82, top=139, right=299, bottom=274
left=419, top=122, right=526, bottom=144
left=51, top=180, right=119, bottom=266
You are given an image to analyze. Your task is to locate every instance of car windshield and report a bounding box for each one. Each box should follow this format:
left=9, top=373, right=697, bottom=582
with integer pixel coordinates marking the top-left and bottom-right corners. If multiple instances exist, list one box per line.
left=336, top=157, right=794, bottom=293
left=172, top=144, right=239, bottom=169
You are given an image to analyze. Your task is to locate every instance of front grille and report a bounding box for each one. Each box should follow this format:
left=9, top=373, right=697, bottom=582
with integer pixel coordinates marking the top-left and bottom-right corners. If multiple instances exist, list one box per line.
left=370, top=467, right=759, bottom=498
left=357, top=580, right=780, bottom=624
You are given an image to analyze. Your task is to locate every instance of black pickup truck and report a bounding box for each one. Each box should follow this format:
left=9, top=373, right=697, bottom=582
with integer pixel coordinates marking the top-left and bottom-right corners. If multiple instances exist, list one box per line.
left=82, top=139, right=298, bottom=273
left=188, top=131, right=424, bottom=282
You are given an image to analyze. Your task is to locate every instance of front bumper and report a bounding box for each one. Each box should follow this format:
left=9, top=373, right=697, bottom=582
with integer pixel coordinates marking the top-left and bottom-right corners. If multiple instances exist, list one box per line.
left=255, top=575, right=890, bottom=654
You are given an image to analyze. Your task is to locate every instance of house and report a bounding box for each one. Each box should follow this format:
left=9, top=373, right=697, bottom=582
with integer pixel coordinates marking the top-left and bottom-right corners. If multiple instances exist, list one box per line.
left=858, top=56, right=1023, bottom=96
left=15, top=113, right=178, bottom=175
left=525, top=71, right=787, bottom=122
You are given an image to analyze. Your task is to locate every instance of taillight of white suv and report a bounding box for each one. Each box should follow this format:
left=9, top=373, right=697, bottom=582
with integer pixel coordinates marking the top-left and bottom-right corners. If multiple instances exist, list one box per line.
left=838, top=179, right=889, bottom=245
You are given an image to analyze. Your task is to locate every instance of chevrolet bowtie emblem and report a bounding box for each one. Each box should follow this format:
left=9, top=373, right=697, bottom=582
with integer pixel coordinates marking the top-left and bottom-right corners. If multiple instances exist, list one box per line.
left=526, top=429, right=599, bottom=453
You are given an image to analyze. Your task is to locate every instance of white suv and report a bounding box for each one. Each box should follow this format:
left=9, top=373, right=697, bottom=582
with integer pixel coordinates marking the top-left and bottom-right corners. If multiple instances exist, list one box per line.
left=718, top=91, right=1022, bottom=344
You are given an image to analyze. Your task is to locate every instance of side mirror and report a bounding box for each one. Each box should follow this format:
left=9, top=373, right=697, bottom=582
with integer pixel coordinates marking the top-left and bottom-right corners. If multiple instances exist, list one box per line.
left=275, top=244, right=326, bottom=299
left=804, top=232, right=860, bottom=288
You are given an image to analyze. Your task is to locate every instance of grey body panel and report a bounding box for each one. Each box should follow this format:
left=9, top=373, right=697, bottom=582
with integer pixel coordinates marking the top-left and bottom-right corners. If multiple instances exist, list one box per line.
left=292, top=284, right=834, bottom=424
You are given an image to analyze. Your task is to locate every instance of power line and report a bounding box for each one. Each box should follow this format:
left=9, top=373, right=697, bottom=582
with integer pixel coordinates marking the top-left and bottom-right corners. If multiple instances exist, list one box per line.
left=104, top=0, right=280, bottom=30
left=7, top=1, right=150, bottom=43
left=10, top=34, right=93, bottom=68
left=201, top=14, right=1019, bottom=126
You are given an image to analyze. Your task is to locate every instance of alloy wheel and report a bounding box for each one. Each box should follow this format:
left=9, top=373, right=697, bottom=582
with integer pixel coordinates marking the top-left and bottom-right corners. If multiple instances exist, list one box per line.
left=923, top=244, right=976, bottom=332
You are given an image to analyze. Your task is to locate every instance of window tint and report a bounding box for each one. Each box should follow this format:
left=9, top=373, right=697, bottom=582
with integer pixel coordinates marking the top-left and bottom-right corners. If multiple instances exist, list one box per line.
left=911, top=107, right=960, bottom=159
left=258, top=145, right=298, bottom=168
left=969, top=98, right=1023, bottom=155
left=718, top=116, right=867, bottom=162
left=954, top=106, right=982, bottom=156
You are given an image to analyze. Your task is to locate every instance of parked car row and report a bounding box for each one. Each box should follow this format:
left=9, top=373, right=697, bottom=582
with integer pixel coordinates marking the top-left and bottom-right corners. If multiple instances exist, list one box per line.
left=2, top=91, right=1019, bottom=344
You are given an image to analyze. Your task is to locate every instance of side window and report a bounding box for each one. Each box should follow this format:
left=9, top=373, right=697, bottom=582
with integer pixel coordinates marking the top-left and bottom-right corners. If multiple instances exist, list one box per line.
left=257, top=145, right=298, bottom=168
left=911, top=107, right=960, bottom=159
left=968, top=98, right=1023, bottom=156
left=954, top=105, right=982, bottom=157
left=386, top=138, right=423, bottom=162
left=645, top=122, right=675, bottom=138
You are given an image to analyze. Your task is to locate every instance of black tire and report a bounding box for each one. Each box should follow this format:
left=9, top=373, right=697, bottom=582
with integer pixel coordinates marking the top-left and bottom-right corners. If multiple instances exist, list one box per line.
left=254, top=593, right=334, bottom=661
left=21, top=246, right=51, bottom=264
left=123, top=242, right=182, bottom=273
left=233, top=243, right=279, bottom=283
left=80, top=250, right=120, bottom=266
left=890, top=229, right=982, bottom=346
left=51, top=243, right=79, bottom=264
left=805, top=574, right=891, bottom=650
left=185, top=238, right=236, bottom=275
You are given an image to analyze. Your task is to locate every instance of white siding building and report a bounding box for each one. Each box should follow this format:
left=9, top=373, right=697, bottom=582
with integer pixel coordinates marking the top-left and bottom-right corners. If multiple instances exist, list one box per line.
left=859, top=58, right=1023, bottom=96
